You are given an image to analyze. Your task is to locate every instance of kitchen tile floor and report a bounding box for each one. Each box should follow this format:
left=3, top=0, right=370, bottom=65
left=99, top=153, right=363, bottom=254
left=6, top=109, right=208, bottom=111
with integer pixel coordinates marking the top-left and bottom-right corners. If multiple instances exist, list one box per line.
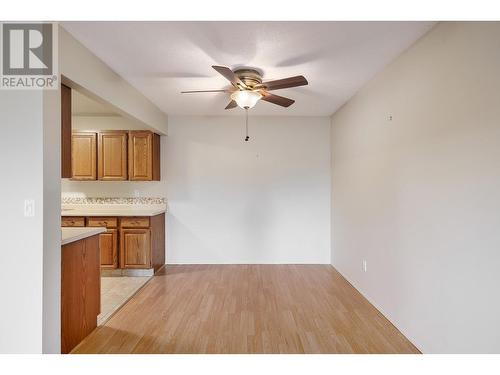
left=98, top=276, right=151, bottom=326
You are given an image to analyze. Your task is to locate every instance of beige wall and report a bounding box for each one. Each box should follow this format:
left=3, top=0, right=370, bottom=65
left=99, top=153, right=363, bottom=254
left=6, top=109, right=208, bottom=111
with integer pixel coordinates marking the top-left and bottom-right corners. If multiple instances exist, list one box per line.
left=331, top=22, right=500, bottom=353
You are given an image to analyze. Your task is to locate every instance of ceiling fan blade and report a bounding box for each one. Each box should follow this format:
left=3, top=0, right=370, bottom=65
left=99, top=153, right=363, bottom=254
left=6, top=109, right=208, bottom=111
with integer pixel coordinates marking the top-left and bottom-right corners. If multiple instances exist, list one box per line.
left=258, top=75, right=308, bottom=91
left=181, top=89, right=231, bottom=93
left=225, top=100, right=238, bottom=110
left=260, top=91, right=295, bottom=107
left=212, top=65, right=247, bottom=88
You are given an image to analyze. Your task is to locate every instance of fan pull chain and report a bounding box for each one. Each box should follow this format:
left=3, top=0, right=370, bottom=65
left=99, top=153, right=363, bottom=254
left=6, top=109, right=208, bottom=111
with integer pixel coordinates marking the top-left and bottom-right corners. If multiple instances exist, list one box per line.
left=245, top=108, right=250, bottom=142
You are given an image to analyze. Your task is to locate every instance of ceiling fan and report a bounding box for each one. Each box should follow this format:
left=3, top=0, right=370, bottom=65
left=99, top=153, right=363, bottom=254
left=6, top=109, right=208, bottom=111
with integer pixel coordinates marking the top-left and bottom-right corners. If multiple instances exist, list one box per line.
left=181, top=65, right=308, bottom=110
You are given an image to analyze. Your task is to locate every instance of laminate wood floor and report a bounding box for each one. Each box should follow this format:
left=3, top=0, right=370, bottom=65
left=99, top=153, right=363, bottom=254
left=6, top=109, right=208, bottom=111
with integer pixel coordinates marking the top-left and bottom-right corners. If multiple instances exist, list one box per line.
left=72, top=265, right=419, bottom=354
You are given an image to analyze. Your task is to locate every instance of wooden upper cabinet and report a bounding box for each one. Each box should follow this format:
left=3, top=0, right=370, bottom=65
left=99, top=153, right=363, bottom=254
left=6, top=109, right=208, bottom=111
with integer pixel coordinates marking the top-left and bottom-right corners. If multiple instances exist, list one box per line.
left=98, top=131, right=128, bottom=181
left=128, top=131, right=161, bottom=181
left=71, top=132, right=97, bottom=180
left=61, top=84, right=72, bottom=178
left=70, top=129, right=159, bottom=182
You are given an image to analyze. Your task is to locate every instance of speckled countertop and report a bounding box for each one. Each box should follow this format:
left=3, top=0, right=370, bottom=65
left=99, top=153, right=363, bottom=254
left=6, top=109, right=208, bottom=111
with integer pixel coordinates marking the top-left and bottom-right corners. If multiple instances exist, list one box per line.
left=61, top=197, right=167, bottom=217
left=61, top=204, right=166, bottom=217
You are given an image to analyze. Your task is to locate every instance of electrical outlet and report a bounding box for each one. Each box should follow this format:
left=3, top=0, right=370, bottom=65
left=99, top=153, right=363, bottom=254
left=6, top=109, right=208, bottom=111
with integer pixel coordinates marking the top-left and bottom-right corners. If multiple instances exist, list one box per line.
left=24, top=199, right=35, bottom=217
left=362, top=260, right=367, bottom=273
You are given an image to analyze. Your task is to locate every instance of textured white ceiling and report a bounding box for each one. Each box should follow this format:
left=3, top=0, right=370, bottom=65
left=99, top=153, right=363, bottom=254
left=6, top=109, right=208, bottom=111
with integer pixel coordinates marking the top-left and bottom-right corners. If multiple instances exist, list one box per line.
left=62, top=21, right=435, bottom=116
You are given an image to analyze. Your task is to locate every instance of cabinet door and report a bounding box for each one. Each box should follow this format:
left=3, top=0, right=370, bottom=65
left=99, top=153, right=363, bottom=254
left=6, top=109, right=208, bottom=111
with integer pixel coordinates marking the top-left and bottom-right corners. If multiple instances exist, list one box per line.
left=99, top=229, right=118, bottom=269
left=72, top=132, right=97, bottom=180
left=120, top=228, right=151, bottom=269
left=61, top=84, right=72, bottom=178
left=98, top=131, right=128, bottom=181
left=128, top=131, right=153, bottom=181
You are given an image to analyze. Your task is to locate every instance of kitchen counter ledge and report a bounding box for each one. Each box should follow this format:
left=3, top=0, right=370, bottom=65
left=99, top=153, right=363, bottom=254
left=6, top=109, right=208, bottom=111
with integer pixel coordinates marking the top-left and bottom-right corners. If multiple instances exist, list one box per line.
left=61, top=227, right=106, bottom=245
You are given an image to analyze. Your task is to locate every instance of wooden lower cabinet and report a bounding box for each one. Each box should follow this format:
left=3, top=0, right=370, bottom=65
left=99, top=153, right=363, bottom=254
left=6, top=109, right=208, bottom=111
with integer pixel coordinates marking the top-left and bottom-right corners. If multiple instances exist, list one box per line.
left=62, top=214, right=165, bottom=271
left=99, top=229, right=118, bottom=269
left=119, top=214, right=165, bottom=272
left=120, top=228, right=151, bottom=268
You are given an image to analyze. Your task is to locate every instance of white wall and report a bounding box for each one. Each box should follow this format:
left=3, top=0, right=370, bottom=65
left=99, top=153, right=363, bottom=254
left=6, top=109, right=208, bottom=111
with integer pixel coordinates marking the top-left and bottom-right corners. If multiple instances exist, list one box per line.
left=166, top=116, right=331, bottom=264
left=72, top=115, right=148, bottom=132
left=0, top=91, right=44, bottom=353
left=0, top=87, right=60, bottom=354
left=42, top=88, right=62, bottom=354
left=331, top=22, right=500, bottom=353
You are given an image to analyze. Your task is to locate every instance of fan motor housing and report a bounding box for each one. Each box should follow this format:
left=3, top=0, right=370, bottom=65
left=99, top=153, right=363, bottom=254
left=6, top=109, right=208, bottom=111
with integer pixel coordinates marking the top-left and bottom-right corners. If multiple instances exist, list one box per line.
left=234, top=69, right=262, bottom=88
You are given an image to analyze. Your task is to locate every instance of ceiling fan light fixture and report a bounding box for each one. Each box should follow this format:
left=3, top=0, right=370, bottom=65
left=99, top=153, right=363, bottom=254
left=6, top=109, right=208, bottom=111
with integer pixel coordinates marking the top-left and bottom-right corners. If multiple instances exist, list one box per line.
left=230, top=90, right=262, bottom=109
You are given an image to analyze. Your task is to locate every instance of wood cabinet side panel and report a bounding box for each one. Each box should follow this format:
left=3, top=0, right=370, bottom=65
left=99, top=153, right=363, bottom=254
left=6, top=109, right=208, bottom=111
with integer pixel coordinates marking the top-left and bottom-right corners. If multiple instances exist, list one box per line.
left=152, top=133, right=161, bottom=181
left=61, top=84, right=72, bottom=178
left=151, top=213, right=165, bottom=272
left=61, top=235, right=100, bottom=354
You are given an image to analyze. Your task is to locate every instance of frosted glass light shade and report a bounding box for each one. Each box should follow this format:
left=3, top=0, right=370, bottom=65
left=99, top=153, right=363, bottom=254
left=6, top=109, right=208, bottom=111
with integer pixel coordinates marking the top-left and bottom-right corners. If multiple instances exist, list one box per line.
left=230, top=90, right=262, bottom=109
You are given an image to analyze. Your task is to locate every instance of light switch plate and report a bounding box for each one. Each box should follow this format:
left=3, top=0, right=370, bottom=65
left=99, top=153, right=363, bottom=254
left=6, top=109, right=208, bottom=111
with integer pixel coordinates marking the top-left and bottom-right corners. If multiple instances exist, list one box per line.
left=24, top=199, right=35, bottom=217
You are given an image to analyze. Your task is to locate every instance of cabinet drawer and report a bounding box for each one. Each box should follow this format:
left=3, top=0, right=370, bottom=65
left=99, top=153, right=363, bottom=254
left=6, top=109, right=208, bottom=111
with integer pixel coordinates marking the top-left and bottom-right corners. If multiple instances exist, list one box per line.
left=120, top=217, right=150, bottom=228
left=61, top=217, right=85, bottom=227
left=87, top=217, right=118, bottom=228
